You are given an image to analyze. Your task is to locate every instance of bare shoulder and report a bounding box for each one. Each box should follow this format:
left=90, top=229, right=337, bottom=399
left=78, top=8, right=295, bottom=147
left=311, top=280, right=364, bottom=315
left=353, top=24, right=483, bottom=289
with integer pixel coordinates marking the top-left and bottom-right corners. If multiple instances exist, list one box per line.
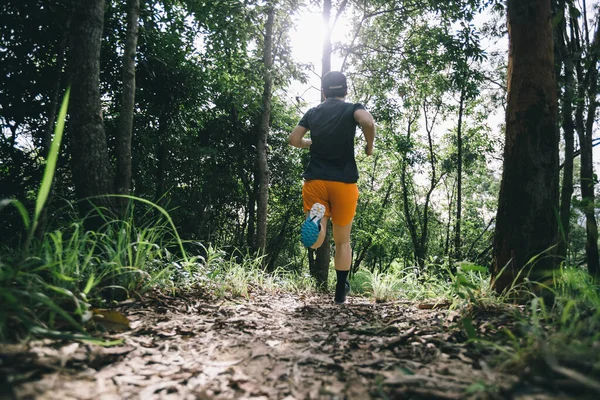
left=354, top=108, right=373, bottom=124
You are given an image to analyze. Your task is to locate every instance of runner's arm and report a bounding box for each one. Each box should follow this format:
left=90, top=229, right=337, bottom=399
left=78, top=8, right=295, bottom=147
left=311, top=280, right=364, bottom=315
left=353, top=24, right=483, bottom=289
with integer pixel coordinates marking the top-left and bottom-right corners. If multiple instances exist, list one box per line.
left=288, top=125, right=312, bottom=149
left=354, top=109, right=375, bottom=155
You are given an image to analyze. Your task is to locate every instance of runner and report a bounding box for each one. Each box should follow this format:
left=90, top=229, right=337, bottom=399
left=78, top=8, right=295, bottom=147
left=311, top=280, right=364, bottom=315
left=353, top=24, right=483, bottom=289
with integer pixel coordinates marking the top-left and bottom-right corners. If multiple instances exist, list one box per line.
left=288, top=71, right=376, bottom=304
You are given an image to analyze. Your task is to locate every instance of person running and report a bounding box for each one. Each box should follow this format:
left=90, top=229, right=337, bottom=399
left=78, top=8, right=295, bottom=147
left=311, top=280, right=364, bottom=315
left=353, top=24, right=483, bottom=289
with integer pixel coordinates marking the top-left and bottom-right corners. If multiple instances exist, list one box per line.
left=288, top=71, right=376, bottom=304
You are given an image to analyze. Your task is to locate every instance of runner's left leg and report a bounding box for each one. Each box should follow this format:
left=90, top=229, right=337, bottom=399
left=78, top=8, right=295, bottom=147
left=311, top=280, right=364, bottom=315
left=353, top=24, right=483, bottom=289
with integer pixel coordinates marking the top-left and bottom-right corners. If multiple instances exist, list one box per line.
left=332, top=221, right=353, bottom=272
left=333, top=221, right=352, bottom=303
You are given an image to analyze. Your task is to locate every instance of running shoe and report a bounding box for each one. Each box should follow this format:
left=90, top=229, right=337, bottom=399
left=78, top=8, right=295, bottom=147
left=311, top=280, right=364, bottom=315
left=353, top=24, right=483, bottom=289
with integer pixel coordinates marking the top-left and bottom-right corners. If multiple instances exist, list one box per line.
left=335, top=280, right=351, bottom=304
left=300, top=202, right=325, bottom=248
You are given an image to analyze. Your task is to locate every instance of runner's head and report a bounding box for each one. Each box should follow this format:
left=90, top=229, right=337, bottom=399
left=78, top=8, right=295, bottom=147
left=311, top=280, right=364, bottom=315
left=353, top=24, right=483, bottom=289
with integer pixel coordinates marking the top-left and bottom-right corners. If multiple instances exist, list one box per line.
left=322, top=71, right=347, bottom=98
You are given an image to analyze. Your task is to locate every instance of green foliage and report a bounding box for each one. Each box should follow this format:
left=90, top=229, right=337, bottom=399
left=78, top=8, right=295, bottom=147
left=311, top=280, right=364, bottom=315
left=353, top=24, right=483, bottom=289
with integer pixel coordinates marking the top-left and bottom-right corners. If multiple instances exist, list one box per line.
left=355, top=268, right=403, bottom=302
left=0, top=204, right=199, bottom=341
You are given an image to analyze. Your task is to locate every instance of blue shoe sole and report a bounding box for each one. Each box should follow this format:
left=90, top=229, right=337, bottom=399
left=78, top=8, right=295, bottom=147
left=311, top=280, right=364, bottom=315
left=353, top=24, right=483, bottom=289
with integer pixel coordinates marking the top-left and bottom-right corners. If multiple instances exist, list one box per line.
left=301, top=216, right=320, bottom=248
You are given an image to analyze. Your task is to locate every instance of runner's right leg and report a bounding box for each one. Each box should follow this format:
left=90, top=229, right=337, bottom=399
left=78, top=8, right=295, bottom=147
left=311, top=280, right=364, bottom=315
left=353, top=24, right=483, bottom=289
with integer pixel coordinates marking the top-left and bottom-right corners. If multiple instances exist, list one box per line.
left=302, top=180, right=329, bottom=249
left=302, top=203, right=328, bottom=249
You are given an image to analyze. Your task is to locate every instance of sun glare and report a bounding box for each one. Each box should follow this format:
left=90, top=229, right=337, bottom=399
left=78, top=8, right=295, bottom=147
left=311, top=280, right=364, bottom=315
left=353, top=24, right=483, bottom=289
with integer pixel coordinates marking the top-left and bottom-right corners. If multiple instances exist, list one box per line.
left=289, top=7, right=354, bottom=106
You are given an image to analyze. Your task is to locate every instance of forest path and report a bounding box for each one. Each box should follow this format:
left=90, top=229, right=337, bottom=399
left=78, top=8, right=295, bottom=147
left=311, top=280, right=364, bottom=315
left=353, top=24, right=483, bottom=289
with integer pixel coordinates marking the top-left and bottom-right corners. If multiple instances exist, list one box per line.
left=4, top=290, right=555, bottom=399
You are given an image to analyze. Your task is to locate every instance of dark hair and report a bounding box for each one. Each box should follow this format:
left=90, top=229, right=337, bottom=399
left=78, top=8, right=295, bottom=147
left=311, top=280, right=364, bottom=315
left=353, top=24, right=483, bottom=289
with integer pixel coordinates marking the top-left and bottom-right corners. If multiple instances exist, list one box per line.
left=322, top=71, right=347, bottom=98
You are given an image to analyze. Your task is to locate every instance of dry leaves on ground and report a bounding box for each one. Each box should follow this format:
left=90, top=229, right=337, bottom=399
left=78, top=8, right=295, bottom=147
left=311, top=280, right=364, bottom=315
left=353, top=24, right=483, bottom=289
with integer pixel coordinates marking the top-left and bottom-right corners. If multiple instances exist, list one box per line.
left=0, top=290, right=577, bottom=399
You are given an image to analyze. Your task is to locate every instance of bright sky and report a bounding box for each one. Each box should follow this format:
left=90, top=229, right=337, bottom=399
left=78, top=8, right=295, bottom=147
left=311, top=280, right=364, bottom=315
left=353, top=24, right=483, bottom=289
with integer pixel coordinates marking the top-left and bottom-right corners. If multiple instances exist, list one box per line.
left=288, top=7, right=351, bottom=108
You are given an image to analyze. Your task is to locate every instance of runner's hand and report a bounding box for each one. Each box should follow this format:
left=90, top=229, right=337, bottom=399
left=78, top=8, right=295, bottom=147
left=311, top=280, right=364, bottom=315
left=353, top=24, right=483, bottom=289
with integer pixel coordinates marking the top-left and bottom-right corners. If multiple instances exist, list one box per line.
left=365, top=143, right=373, bottom=156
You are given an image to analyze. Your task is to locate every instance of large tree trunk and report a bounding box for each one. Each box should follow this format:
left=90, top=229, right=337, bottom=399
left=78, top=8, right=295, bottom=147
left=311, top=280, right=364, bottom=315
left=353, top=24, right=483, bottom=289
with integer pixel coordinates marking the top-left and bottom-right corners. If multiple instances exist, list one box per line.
left=115, top=0, right=140, bottom=217
left=255, top=5, right=274, bottom=255
left=68, top=0, right=115, bottom=228
left=491, top=0, right=559, bottom=293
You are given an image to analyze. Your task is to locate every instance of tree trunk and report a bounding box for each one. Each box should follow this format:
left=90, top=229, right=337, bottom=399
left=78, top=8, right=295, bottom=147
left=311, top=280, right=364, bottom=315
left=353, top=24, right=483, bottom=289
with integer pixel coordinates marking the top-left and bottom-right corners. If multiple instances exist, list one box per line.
left=417, top=102, right=443, bottom=268
left=351, top=181, right=393, bottom=273
left=491, top=0, right=559, bottom=293
left=582, top=10, right=600, bottom=280
left=453, top=88, right=465, bottom=260
left=556, top=0, right=575, bottom=261
left=266, top=207, right=293, bottom=272
left=400, top=118, right=423, bottom=268
left=155, top=113, right=168, bottom=201
left=256, top=5, right=274, bottom=255
left=248, top=178, right=258, bottom=249
left=309, top=235, right=330, bottom=290
left=115, top=0, right=140, bottom=217
left=309, top=0, right=334, bottom=288
left=444, top=181, right=455, bottom=257
left=68, top=0, right=115, bottom=228
left=572, top=8, right=600, bottom=280
left=321, top=0, right=332, bottom=102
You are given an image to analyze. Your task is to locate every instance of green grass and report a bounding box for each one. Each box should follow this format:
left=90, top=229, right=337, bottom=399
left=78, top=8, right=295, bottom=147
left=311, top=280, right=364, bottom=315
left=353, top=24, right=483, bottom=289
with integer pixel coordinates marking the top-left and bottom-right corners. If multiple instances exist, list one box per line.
left=0, top=206, right=196, bottom=340
left=354, top=268, right=403, bottom=302
left=206, top=248, right=316, bottom=299
left=0, top=89, right=199, bottom=341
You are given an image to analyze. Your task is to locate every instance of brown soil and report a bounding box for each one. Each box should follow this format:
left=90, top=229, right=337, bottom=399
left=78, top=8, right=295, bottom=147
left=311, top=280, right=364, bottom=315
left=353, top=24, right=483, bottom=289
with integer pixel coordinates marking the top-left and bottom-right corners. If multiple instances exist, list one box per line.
left=0, top=290, right=573, bottom=399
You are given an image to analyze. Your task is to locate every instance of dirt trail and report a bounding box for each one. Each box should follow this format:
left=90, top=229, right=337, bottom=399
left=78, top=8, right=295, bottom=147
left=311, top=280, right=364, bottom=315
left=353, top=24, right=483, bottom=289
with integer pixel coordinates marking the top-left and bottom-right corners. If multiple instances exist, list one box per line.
left=2, top=291, right=560, bottom=399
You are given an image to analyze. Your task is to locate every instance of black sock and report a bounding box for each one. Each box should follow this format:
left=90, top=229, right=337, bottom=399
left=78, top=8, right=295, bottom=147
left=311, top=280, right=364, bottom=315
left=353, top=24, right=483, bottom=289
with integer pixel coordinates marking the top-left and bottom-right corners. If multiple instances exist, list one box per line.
left=336, top=269, right=349, bottom=285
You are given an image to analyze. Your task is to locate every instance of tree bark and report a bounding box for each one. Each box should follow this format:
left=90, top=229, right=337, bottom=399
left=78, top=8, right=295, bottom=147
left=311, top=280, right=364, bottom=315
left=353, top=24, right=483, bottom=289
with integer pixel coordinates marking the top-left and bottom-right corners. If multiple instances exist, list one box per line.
left=266, top=207, right=293, bottom=272
left=444, top=181, right=455, bottom=257
left=255, top=5, right=274, bottom=255
left=400, top=118, right=423, bottom=268
left=582, top=10, right=600, bottom=280
left=351, top=181, right=393, bottom=273
left=491, top=0, right=559, bottom=293
left=68, top=0, right=115, bottom=228
left=453, top=88, right=466, bottom=261
left=321, top=0, right=332, bottom=102
left=571, top=8, right=600, bottom=280
left=555, top=0, right=575, bottom=261
left=155, top=112, right=168, bottom=201
left=115, top=0, right=140, bottom=217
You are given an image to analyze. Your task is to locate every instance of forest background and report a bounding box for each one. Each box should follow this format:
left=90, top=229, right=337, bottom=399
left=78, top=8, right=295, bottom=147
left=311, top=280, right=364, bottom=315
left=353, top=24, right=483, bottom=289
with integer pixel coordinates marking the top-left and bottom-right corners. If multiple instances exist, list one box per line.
left=1, top=0, right=600, bottom=382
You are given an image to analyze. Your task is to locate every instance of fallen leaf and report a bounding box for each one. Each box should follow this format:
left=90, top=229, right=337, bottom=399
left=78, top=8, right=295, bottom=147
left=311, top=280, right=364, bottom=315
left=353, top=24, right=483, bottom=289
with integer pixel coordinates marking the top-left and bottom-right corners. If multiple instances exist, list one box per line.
left=92, top=309, right=131, bottom=332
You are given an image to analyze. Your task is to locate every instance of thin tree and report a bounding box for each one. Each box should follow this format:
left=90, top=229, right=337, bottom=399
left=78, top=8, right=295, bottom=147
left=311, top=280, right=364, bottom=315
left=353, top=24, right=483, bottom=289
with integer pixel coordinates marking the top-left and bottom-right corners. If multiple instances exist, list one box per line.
left=491, top=0, right=559, bottom=293
left=453, top=87, right=466, bottom=260
left=115, top=0, right=141, bottom=217
left=308, top=0, right=348, bottom=287
left=256, top=5, right=275, bottom=256
left=554, top=0, right=575, bottom=261
left=573, top=7, right=600, bottom=280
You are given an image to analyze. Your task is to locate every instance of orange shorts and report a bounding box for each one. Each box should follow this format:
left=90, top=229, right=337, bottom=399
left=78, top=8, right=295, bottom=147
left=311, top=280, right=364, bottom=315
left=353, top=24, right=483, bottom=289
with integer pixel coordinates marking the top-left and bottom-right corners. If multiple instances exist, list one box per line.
left=302, top=180, right=359, bottom=226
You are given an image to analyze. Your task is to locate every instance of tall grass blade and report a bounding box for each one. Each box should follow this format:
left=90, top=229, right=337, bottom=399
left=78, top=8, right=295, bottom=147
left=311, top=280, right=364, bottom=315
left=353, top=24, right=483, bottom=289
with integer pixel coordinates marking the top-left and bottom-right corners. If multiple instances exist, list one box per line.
left=33, top=87, right=70, bottom=230
left=0, top=199, right=30, bottom=230
left=18, top=290, right=84, bottom=332
left=106, top=194, right=188, bottom=263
